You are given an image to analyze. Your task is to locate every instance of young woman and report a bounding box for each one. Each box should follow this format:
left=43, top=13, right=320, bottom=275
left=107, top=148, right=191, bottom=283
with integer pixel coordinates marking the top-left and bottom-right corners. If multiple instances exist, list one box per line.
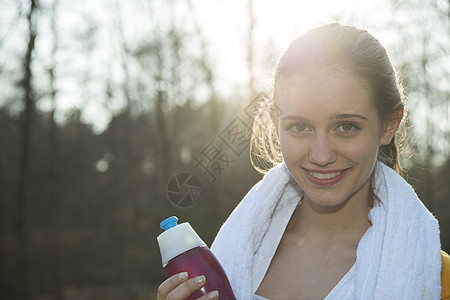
left=157, top=23, right=448, bottom=300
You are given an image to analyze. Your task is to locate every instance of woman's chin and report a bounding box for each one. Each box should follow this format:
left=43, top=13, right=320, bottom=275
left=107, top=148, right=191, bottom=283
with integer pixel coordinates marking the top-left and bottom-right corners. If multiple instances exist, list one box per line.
left=302, top=194, right=350, bottom=213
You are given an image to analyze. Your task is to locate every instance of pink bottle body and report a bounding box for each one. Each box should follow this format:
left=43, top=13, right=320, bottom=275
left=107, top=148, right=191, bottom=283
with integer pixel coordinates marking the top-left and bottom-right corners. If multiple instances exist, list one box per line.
left=164, top=246, right=236, bottom=300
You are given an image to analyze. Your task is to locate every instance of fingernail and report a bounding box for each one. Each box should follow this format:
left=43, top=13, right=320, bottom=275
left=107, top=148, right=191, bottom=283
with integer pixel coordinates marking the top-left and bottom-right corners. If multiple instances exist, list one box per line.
left=194, top=275, right=205, bottom=284
left=207, top=290, right=219, bottom=299
left=178, top=272, right=188, bottom=280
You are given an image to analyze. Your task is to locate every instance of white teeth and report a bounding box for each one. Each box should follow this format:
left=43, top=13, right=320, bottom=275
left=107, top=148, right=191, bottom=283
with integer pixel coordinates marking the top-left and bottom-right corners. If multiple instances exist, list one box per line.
left=309, top=171, right=342, bottom=180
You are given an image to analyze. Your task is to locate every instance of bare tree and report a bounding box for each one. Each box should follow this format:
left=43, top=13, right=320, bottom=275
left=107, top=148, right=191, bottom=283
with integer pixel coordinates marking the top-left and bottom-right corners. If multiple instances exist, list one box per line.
left=16, top=0, right=38, bottom=296
left=247, top=0, right=257, bottom=100
left=112, top=0, right=133, bottom=113
left=186, top=0, right=219, bottom=134
left=154, top=40, right=172, bottom=189
left=386, top=0, right=450, bottom=248
left=46, top=0, right=63, bottom=298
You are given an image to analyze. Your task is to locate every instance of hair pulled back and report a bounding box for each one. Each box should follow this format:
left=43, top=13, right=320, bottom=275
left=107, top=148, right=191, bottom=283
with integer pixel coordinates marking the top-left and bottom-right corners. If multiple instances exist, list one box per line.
left=251, top=23, right=406, bottom=174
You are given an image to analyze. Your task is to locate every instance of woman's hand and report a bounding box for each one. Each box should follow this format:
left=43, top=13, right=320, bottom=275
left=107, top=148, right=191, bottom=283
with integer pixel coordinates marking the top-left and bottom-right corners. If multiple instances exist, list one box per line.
left=157, top=272, right=219, bottom=300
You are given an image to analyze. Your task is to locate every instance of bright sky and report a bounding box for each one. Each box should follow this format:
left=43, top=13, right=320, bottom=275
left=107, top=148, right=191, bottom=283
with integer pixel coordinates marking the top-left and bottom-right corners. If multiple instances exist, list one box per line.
left=190, top=0, right=438, bottom=122
left=1, top=0, right=448, bottom=148
left=0, top=0, right=398, bottom=128
left=191, top=0, right=395, bottom=97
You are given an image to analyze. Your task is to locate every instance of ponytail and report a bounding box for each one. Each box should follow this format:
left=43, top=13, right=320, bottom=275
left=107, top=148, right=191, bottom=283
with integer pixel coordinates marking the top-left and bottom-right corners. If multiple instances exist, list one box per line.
left=379, top=138, right=401, bottom=174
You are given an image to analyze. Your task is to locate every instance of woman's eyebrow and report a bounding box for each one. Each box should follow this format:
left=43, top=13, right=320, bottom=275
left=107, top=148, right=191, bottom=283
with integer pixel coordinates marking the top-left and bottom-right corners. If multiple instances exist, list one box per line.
left=280, top=114, right=368, bottom=121
left=332, top=113, right=369, bottom=121
left=279, top=115, right=311, bottom=122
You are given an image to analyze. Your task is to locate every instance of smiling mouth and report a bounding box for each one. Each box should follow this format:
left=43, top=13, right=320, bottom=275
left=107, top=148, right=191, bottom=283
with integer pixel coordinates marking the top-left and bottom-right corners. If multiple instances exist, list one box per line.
left=308, top=171, right=343, bottom=180
left=304, top=168, right=349, bottom=186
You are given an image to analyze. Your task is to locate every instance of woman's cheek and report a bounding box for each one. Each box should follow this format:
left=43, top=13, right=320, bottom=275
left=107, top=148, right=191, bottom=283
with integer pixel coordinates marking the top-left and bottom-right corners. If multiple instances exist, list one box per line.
left=280, top=136, right=308, bottom=159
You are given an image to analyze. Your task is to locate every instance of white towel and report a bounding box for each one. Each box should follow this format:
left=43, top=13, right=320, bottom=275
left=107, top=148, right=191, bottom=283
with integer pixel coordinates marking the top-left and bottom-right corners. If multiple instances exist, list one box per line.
left=211, top=161, right=442, bottom=299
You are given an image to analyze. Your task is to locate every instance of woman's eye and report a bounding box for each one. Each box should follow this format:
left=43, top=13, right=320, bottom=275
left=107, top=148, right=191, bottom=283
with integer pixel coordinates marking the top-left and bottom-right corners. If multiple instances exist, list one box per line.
left=291, top=123, right=307, bottom=132
left=338, top=122, right=359, bottom=133
left=285, top=123, right=309, bottom=135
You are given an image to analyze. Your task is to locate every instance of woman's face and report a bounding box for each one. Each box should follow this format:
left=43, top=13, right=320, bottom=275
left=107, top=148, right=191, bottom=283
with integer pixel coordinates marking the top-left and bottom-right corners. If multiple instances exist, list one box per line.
left=273, top=70, right=394, bottom=209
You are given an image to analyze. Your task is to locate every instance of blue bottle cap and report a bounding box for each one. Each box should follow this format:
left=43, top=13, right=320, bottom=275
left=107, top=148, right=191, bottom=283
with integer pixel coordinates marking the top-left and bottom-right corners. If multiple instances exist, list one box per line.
left=160, top=216, right=179, bottom=231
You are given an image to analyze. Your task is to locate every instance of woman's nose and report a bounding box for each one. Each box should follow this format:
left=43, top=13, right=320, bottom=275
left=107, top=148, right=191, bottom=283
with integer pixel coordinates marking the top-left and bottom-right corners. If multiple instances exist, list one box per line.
left=309, top=133, right=337, bottom=166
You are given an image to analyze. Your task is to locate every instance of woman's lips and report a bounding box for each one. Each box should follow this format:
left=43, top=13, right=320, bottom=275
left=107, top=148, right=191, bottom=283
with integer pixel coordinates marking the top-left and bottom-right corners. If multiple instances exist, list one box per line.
left=304, top=168, right=349, bottom=186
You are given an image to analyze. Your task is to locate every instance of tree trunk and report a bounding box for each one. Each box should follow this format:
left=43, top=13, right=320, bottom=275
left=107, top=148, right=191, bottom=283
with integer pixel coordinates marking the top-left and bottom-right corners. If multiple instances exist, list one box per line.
left=47, top=0, right=64, bottom=298
left=155, top=88, right=171, bottom=187
left=420, top=35, right=436, bottom=211
left=16, top=0, right=38, bottom=297
left=247, top=0, right=256, bottom=100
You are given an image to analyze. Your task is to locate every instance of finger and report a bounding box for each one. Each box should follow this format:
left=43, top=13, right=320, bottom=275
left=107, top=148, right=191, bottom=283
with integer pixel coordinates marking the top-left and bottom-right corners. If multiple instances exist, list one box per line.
left=166, top=275, right=206, bottom=300
left=196, top=290, right=219, bottom=300
left=157, top=272, right=189, bottom=299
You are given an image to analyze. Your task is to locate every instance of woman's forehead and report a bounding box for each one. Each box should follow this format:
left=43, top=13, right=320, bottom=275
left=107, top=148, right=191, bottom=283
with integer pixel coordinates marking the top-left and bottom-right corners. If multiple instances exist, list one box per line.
left=276, top=67, right=366, bottom=87
left=275, top=71, right=377, bottom=118
left=276, top=71, right=370, bottom=99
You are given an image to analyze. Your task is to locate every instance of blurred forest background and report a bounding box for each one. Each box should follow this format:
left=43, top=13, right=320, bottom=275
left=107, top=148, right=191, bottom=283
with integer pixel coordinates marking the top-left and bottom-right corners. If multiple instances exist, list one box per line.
left=0, top=0, right=449, bottom=299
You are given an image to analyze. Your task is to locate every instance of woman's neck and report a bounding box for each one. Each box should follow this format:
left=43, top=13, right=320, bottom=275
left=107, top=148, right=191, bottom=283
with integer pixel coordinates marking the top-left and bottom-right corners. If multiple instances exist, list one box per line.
left=287, top=186, right=372, bottom=248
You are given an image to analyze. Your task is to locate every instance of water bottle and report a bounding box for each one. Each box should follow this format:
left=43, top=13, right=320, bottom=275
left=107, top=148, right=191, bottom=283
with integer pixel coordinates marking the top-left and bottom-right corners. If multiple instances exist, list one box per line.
left=157, top=216, right=236, bottom=300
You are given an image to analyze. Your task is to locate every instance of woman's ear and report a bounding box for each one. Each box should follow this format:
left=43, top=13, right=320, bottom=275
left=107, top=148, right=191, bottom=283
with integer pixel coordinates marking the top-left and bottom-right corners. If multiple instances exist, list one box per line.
left=380, top=107, right=403, bottom=145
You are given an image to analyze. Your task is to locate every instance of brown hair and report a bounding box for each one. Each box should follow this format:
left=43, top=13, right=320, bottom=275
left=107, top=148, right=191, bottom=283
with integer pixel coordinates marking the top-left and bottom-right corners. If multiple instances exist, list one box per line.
left=251, top=23, right=406, bottom=174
